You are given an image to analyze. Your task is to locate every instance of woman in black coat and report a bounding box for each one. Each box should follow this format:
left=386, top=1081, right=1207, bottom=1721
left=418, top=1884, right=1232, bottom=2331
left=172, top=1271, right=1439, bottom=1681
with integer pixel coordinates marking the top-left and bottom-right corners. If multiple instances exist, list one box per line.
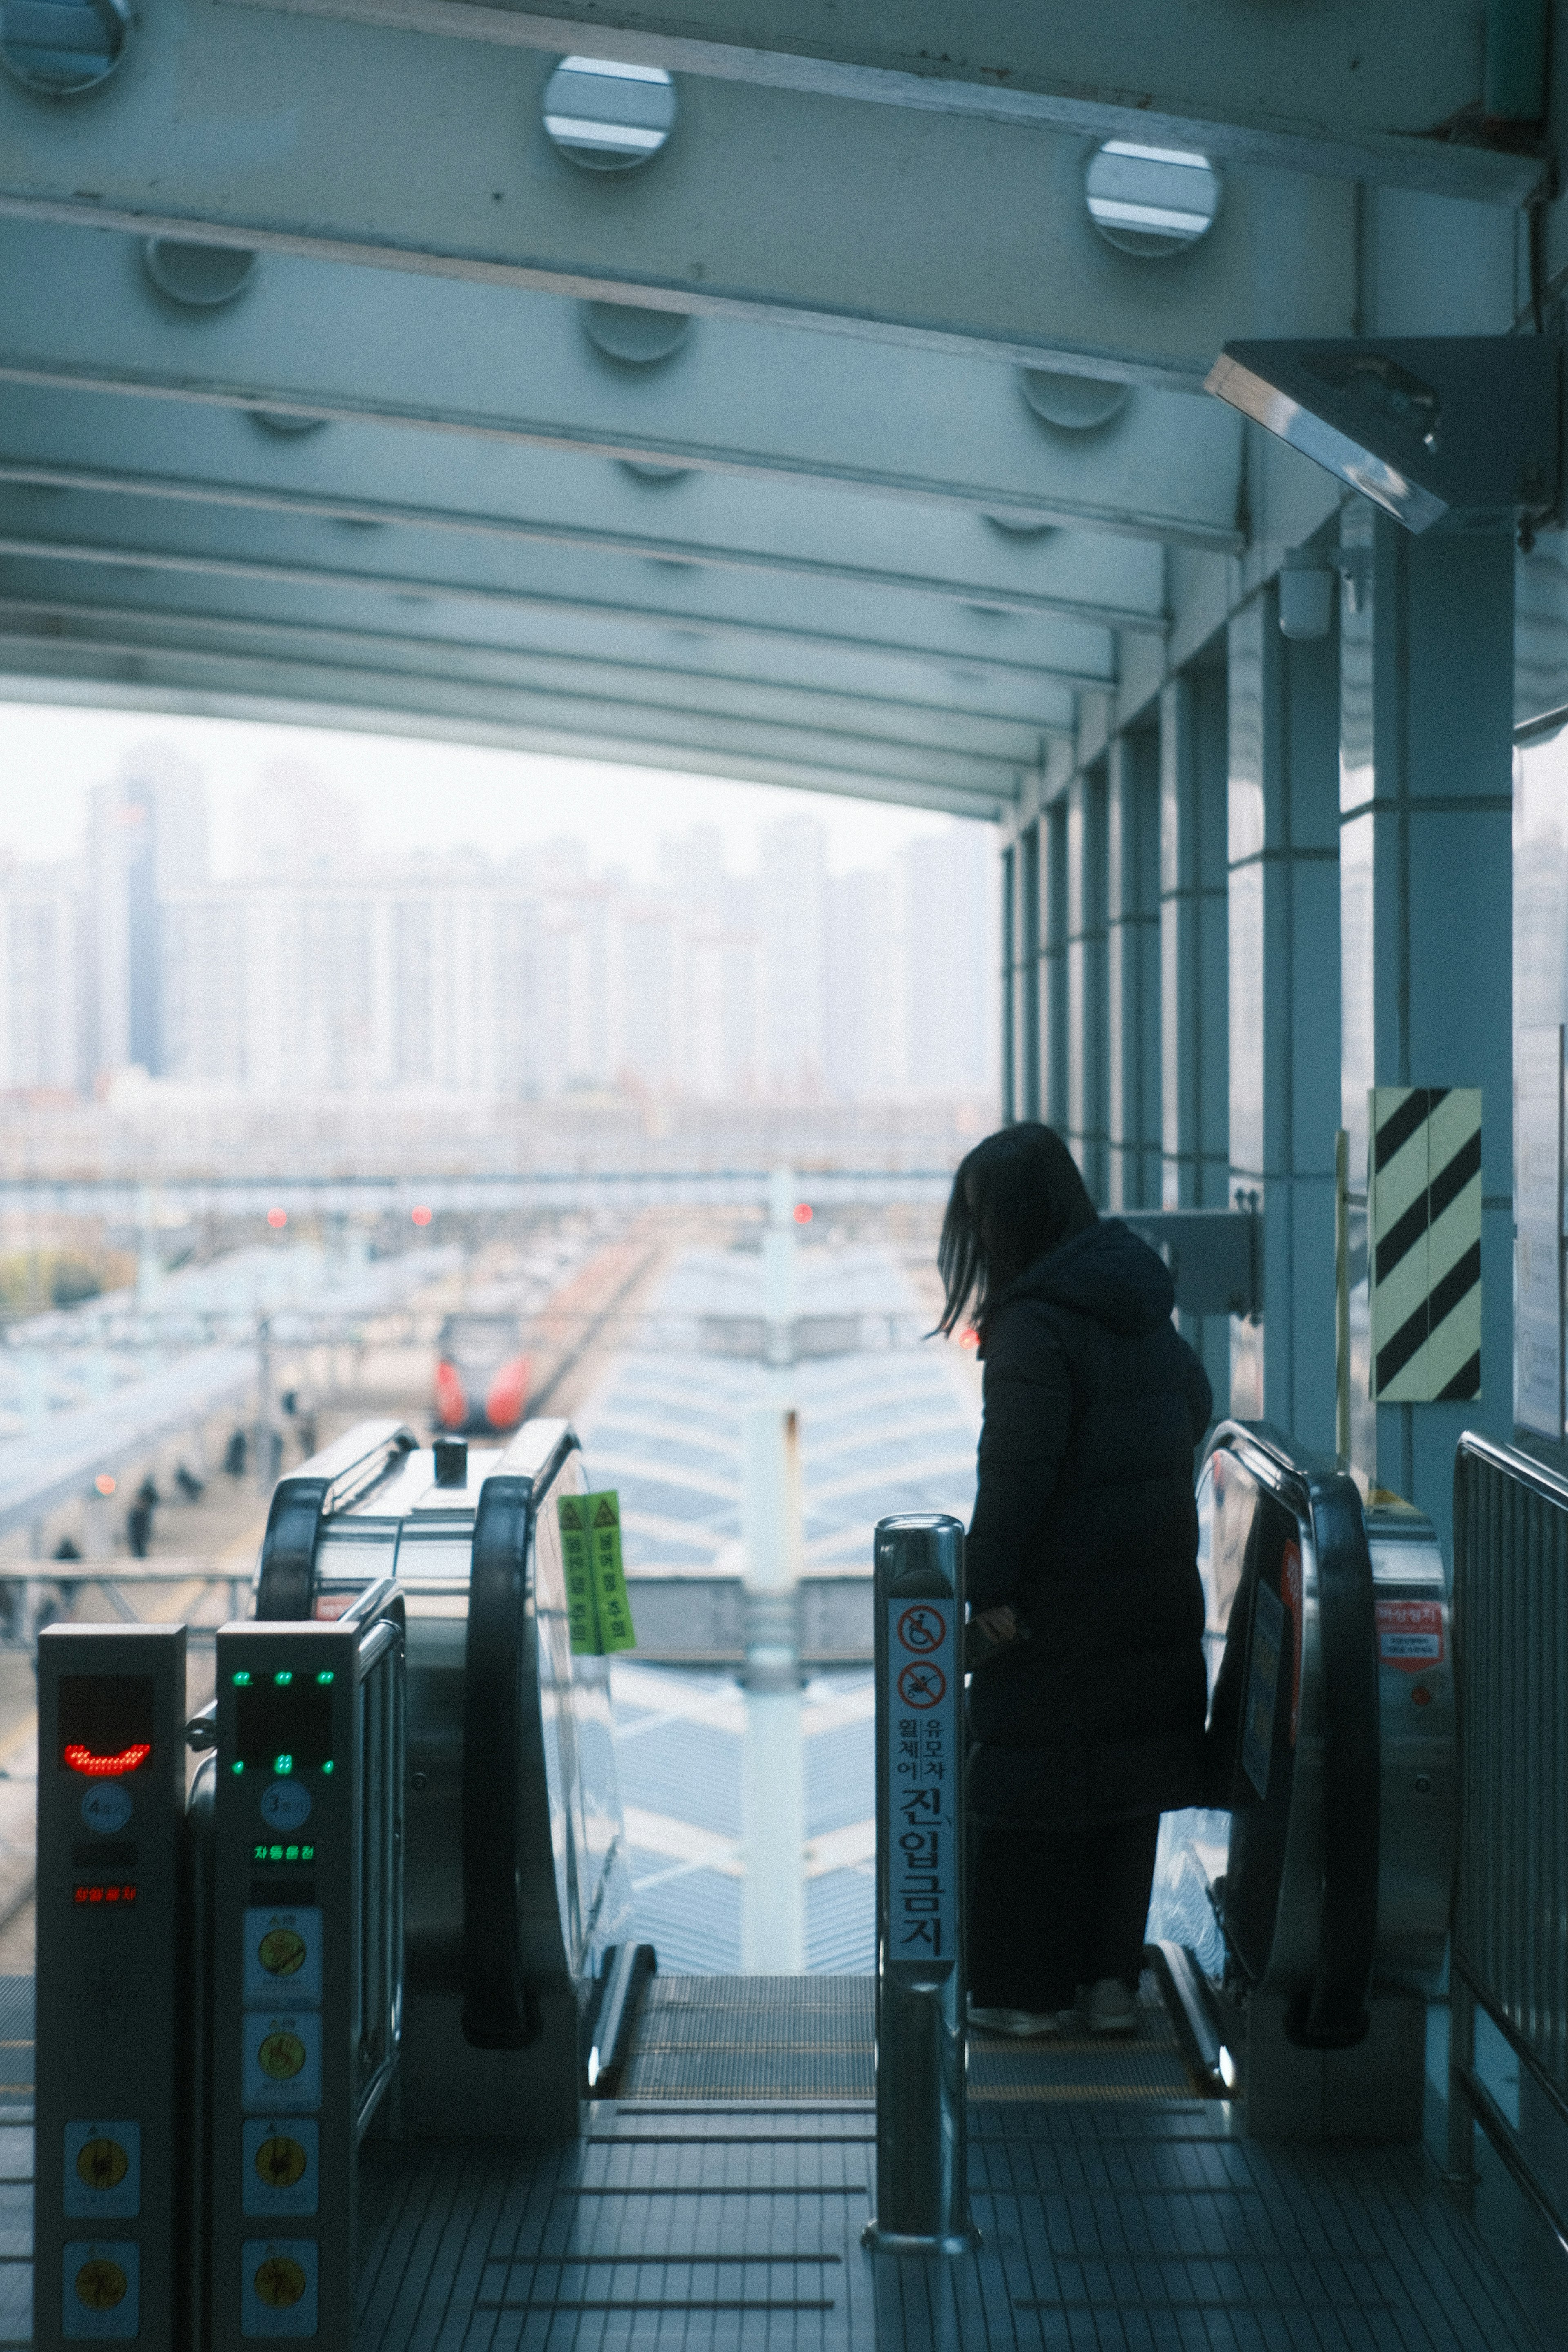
left=938, top=1123, right=1212, bottom=2038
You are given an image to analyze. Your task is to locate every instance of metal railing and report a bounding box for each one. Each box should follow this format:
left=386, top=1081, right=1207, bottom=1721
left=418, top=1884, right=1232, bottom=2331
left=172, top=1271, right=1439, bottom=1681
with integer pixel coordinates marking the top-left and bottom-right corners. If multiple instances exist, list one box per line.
left=1449, top=1432, right=1568, bottom=2254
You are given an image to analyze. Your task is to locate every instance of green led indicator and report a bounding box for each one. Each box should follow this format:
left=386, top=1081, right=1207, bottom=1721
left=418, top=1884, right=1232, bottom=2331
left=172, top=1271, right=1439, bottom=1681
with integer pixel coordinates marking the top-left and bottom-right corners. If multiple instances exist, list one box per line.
left=285, top=1844, right=299, bottom=1861
left=274, top=1753, right=293, bottom=1775
left=316, top=1670, right=335, bottom=1684
left=274, top=1670, right=293, bottom=1686
left=321, top=1760, right=334, bottom=1775
left=231, top=1760, right=245, bottom=1775
left=301, top=1845, right=314, bottom=1860
left=232, top=1671, right=252, bottom=1687
left=269, top=1844, right=283, bottom=1861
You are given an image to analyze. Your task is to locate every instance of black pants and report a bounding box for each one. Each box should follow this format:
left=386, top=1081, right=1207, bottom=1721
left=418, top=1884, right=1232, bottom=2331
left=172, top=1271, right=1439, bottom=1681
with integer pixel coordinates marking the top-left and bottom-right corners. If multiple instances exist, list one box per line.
left=967, top=1812, right=1160, bottom=2012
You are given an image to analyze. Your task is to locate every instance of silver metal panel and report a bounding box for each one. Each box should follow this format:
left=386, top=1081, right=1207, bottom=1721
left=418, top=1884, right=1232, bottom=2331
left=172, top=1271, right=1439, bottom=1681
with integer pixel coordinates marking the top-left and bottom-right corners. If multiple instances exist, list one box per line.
left=217, top=0, right=1545, bottom=203
left=0, top=6, right=1358, bottom=384
left=0, top=381, right=1168, bottom=632
left=0, top=222, right=1246, bottom=546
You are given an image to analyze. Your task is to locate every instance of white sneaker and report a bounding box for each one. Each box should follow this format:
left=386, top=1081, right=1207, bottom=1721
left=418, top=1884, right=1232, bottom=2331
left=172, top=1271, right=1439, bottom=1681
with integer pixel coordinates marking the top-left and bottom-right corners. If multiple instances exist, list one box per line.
left=967, top=2004, right=1065, bottom=2038
left=1084, top=1977, right=1138, bottom=2035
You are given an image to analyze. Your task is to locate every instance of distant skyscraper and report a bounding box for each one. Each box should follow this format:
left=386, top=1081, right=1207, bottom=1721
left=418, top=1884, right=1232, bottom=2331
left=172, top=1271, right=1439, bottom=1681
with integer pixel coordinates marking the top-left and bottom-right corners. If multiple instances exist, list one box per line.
left=84, top=744, right=207, bottom=1083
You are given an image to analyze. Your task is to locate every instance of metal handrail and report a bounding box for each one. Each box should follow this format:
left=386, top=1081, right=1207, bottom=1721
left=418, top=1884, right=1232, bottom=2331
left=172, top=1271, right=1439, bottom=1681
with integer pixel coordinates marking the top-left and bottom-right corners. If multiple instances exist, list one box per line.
left=1448, top=1431, right=1568, bottom=2253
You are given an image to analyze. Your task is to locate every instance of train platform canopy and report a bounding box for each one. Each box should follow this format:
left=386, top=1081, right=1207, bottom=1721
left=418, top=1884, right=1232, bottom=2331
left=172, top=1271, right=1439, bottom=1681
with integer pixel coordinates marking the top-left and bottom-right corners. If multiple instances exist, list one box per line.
left=1, top=2, right=1566, bottom=815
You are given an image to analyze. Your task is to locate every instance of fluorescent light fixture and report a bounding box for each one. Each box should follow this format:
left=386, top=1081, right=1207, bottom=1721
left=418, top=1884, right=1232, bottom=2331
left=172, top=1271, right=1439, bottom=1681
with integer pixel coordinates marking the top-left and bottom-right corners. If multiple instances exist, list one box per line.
left=1218, top=2045, right=1237, bottom=2090
left=1207, top=336, right=1560, bottom=535
left=542, top=55, right=677, bottom=172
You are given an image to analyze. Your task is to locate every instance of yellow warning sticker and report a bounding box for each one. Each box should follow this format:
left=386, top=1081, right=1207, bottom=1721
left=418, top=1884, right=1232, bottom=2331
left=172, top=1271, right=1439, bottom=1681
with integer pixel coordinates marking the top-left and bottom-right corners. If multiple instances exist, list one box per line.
left=253, top=2254, right=308, bottom=2310
left=76, top=2138, right=129, bottom=2194
left=255, top=2136, right=308, bottom=2191
left=258, top=1927, right=307, bottom=1979
left=74, top=2258, right=128, bottom=2312
left=257, top=2031, right=306, bottom=2083
left=557, top=1490, right=636, bottom=1656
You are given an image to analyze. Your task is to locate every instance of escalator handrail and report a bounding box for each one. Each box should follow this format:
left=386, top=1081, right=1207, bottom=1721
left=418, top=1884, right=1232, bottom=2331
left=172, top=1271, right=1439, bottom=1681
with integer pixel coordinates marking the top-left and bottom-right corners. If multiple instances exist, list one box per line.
left=459, top=1422, right=579, bottom=2047
left=1204, top=1419, right=1379, bottom=2045
left=254, top=1427, right=418, bottom=1621
left=461, top=1470, right=539, bottom=2047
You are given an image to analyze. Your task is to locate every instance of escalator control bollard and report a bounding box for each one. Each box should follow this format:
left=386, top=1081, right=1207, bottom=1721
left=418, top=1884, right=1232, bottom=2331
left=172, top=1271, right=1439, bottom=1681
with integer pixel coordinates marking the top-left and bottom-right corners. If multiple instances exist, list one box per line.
left=35, top=1626, right=189, bottom=2352
left=209, top=1588, right=404, bottom=2350
left=864, top=1514, right=974, bottom=2256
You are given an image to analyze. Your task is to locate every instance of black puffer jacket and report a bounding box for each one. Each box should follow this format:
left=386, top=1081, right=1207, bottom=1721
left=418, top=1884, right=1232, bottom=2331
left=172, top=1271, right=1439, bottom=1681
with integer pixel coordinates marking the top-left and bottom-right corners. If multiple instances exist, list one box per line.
left=965, top=1216, right=1212, bottom=1831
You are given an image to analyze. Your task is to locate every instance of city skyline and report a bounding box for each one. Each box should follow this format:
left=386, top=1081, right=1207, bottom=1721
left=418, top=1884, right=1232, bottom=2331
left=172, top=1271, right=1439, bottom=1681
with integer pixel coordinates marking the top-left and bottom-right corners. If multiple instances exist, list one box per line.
left=0, top=741, right=998, bottom=1111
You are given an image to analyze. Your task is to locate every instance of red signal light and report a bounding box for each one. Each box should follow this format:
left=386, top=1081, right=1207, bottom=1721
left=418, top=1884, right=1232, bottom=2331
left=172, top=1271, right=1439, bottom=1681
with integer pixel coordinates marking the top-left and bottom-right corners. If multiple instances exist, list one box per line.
left=434, top=1360, right=466, bottom=1430
left=959, top=1329, right=980, bottom=1350
left=94, top=1473, right=116, bottom=1497
left=267, top=1207, right=287, bottom=1230
left=485, top=1356, right=530, bottom=1433
left=411, top=1204, right=433, bottom=1227
left=793, top=1203, right=813, bottom=1225
left=64, top=1742, right=152, bottom=1778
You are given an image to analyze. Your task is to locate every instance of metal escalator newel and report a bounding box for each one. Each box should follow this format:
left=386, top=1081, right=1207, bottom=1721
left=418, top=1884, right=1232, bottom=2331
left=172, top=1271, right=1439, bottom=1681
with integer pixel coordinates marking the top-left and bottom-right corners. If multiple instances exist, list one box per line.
left=208, top=1606, right=403, bottom=2350
left=35, top=1624, right=188, bottom=2352
left=864, top=1514, right=974, bottom=2256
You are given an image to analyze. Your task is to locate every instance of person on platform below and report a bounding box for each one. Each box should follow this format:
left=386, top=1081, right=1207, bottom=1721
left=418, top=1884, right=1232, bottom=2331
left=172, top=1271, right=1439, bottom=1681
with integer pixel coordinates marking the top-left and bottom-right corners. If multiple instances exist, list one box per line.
left=938, top=1123, right=1212, bottom=2037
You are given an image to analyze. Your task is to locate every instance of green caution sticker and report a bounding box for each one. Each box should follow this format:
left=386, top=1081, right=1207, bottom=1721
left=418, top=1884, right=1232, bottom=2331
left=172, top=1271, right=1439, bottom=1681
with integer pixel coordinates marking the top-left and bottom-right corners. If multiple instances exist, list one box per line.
left=557, top=1491, right=637, bottom=1656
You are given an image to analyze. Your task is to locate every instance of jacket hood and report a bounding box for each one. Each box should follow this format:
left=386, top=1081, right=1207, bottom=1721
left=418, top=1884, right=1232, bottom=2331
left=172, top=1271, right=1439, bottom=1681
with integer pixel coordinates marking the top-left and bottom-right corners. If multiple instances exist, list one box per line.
left=988, top=1216, right=1175, bottom=1338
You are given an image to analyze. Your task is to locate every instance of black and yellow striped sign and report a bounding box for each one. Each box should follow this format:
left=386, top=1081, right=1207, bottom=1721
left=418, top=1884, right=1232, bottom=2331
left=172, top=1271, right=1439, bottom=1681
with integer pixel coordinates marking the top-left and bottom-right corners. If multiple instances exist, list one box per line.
left=1369, top=1087, right=1482, bottom=1403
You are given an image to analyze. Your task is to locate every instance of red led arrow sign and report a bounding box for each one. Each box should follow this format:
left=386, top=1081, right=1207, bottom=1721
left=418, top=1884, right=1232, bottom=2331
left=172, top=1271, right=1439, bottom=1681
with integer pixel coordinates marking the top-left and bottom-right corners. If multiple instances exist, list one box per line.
left=63, top=1742, right=151, bottom=1777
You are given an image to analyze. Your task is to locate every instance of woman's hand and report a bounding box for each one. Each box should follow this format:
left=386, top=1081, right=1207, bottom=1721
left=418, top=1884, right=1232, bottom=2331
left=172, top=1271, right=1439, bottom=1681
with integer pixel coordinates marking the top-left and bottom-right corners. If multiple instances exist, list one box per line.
left=973, top=1605, right=1021, bottom=1645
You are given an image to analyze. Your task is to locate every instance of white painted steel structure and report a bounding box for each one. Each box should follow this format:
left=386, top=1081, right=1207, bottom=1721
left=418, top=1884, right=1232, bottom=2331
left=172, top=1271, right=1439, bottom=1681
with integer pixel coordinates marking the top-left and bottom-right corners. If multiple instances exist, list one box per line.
left=2, top=1, right=1566, bottom=1550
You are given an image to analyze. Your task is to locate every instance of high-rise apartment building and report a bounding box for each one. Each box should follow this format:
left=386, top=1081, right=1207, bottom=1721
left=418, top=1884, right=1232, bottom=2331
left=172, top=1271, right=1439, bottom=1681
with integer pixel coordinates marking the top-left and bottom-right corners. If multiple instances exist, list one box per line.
left=4, top=751, right=996, bottom=1110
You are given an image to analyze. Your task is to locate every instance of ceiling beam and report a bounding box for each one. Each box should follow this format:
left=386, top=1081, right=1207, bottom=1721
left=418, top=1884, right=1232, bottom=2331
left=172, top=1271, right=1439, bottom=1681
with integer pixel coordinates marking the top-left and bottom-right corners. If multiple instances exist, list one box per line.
left=0, top=490, right=1120, bottom=686
left=215, top=0, right=1544, bottom=204
left=0, top=0, right=1360, bottom=386
left=0, top=384, right=1167, bottom=636
left=0, top=563, right=1079, bottom=732
left=0, top=224, right=1247, bottom=551
left=0, top=606, right=1033, bottom=816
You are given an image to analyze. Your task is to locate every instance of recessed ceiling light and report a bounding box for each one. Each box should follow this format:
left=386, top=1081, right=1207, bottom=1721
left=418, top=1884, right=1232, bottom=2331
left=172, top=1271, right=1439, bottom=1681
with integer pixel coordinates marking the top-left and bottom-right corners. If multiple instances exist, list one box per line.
left=620, top=460, right=692, bottom=487
left=582, top=303, right=691, bottom=365
left=543, top=56, right=676, bottom=173
left=0, top=0, right=127, bottom=94
left=144, top=240, right=257, bottom=308
left=250, top=411, right=329, bottom=438
left=982, top=512, right=1056, bottom=541
left=1085, top=140, right=1221, bottom=259
left=1018, top=370, right=1131, bottom=432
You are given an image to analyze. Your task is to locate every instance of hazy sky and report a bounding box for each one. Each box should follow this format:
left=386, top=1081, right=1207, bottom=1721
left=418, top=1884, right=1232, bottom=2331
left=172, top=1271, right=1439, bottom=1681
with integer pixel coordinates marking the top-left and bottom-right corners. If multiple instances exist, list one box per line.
left=0, top=700, right=966, bottom=881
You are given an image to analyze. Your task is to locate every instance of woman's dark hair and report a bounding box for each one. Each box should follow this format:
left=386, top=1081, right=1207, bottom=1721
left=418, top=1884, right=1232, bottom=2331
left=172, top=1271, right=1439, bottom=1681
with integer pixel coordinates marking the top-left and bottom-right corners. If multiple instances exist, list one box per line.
left=935, top=1123, right=1097, bottom=1337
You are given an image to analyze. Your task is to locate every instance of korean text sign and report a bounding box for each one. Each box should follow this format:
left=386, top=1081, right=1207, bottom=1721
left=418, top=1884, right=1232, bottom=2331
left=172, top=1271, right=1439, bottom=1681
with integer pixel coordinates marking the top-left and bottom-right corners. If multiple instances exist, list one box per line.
left=885, top=1599, right=958, bottom=1962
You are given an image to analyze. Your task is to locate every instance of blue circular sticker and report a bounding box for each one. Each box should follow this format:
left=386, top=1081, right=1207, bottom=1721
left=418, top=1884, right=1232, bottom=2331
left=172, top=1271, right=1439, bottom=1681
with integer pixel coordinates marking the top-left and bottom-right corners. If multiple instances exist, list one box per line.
left=80, top=1782, right=132, bottom=1835
left=259, top=1781, right=312, bottom=1832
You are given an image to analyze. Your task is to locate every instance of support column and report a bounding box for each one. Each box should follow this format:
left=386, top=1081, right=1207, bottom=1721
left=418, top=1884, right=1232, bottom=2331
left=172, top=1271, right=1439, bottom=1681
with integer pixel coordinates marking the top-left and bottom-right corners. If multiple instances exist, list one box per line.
left=1107, top=729, right=1162, bottom=1210
left=1339, top=504, right=1515, bottom=1560
left=1000, top=842, right=1015, bottom=1121
left=1066, top=768, right=1109, bottom=1200
left=1011, top=825, right=1041, bottom=1122
left=1041, top=800, right=1069, bottom=1131
left=1227, top=583, right=1342, bottom=1443
left=1161, top=667, right=1231, bottom=1407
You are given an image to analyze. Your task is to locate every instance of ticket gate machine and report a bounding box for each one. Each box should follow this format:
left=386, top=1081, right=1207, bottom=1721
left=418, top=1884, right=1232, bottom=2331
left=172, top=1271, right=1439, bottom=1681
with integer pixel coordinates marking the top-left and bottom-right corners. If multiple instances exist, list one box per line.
left=252, top=1416, right=635, bottom=2138
left=1153, top=1421, right=1456, bottom=2138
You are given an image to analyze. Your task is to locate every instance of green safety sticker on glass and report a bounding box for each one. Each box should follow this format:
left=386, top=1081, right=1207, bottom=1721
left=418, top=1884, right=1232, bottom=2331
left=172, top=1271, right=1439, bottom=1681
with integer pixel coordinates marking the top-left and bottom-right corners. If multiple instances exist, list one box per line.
left=557, top=1492, right=637, bottom=1657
